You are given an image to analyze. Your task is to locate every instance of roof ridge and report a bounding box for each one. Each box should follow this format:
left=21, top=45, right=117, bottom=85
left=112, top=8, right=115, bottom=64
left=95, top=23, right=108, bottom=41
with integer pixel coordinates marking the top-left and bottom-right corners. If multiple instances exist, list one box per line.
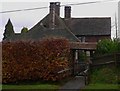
left=29, top=14, right=49, bottom=31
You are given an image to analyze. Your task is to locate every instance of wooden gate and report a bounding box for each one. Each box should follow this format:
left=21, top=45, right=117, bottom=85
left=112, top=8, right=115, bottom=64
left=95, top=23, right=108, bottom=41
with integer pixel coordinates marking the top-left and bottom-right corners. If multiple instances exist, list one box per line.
left=73, top=61, right=90, bottom=85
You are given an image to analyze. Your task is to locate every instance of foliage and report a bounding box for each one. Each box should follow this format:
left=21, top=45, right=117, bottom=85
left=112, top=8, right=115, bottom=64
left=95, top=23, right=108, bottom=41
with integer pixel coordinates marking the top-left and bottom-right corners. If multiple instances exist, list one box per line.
left=84, top=84, right=119, bottom=89
left=91, top=66, right=117, bottom=84
left=78, top=51, right=87, bottom=62
left=95, top=39, right=120, bottom=56
left=3, top=19, right=15, bottom=40
left=118, top=66, right=120, bottom=84
left=21, top=27, right=28, bottom=33
left=2, top=38, right=70, bottom=83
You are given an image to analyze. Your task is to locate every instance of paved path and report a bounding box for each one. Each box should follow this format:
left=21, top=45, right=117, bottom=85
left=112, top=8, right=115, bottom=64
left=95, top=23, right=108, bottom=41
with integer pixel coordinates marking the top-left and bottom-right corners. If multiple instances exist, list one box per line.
left=59, top=76, right=85, bottom=91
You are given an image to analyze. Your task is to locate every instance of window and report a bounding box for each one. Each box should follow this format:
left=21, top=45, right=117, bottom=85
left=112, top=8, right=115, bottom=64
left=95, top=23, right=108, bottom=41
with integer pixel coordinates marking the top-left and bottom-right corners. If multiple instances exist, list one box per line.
left=78, top=36, right=86, bottom=42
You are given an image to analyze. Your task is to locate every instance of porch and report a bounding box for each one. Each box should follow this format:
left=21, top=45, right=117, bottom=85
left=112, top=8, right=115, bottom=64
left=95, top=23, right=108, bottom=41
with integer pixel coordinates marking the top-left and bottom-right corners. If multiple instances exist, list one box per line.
left=70, top=42, right=97, bottom=84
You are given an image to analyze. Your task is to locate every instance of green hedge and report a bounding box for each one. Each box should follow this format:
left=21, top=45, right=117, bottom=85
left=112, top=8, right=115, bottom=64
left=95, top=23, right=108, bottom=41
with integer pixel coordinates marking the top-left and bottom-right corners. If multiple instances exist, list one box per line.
left=2, top=38, right=71, bottom=83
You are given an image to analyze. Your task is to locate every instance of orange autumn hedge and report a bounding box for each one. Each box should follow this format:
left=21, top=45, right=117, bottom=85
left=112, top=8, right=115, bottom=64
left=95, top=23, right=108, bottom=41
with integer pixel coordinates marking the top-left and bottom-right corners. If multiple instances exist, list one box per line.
left=2, top=38, right=71, bottom=83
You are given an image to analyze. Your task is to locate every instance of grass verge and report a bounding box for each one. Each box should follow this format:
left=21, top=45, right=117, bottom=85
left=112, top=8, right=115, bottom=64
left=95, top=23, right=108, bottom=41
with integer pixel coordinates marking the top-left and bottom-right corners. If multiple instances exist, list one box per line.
left=83, top=84, right=119, bottom=90
left=2, top=84, right=60, bottom=90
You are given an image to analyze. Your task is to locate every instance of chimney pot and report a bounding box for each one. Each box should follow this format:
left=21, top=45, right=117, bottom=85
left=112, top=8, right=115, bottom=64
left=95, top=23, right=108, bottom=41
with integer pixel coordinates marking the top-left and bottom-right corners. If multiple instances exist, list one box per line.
left=65, top=6, right=71, bottom=18
left=55, top=2, right=60, bottom=16
left=49, top=2, right=60, bottom=16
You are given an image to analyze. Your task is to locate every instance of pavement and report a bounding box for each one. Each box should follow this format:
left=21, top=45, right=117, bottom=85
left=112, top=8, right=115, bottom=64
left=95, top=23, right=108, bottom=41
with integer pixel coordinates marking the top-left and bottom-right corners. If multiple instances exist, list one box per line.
left=59, top=76, right=85, bottom=91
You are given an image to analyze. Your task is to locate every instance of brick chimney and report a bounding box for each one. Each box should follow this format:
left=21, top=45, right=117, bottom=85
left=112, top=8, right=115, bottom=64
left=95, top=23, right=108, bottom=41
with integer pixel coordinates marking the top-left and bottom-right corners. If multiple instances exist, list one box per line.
left=64, top=6, right=71, bottom=18
left=49, top=2, right=60, bottom=29
left=55, top=2, right=60, bottom=16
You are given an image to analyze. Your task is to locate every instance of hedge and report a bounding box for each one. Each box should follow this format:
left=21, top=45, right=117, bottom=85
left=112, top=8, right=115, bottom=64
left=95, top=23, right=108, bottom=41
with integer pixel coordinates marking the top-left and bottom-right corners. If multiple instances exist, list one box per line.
left=2, top=38, right=71, bottom=83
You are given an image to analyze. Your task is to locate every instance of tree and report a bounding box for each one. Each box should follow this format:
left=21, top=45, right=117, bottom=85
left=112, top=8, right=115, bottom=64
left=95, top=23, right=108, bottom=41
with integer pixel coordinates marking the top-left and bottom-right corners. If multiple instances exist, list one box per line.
left=21, top=27, right=28, bottom=33
left=3, top=19, right=14, bottom=40
left=95, top=39, right=120, bottom=56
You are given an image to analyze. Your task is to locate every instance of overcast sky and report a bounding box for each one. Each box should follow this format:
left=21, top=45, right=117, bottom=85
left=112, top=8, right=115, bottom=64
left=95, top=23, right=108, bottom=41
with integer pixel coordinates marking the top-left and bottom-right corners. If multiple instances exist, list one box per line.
left=0, top=0, right=119, bottom=41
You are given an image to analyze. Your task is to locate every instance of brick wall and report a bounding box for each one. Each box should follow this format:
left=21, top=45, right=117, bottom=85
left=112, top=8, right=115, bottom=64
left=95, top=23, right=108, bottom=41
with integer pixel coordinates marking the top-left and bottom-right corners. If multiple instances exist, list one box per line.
left=85, top=35, right=110, bottom=42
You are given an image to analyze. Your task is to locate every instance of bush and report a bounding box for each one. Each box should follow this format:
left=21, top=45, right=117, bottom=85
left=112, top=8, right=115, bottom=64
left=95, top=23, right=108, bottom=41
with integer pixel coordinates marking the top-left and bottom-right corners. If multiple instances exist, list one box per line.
left=2, top=38, right=71, bottom=83
left=118, top=66, right=120, bottom=84
left=78, top=51, right=87, bottom=62
left=91, top=66, right=118, bottom=84
left=95, top=39, right=120, bottom=56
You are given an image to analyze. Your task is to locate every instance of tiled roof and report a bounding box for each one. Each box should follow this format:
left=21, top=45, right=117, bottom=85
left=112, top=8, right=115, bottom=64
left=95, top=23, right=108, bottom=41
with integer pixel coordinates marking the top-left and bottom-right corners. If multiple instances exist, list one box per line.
left=63, top=17, right=111, bottom=36
left=4, top=15, right=111, bottom=42
left=10, top=13, right=80, bottom=42
left=27, top=14, right=79, bottom=42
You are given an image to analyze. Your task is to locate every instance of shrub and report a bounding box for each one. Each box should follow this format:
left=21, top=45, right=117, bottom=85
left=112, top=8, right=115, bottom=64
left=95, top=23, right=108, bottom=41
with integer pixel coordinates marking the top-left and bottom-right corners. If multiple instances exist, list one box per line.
left=78, top=51, right=87, bottom=62
left=95, top=39, right=120, bottom=56
left=91, top=66, right=118, bottom=84
left=118, top=66, right=120, bottom=84
left=2, top=38, right=71, bottom=83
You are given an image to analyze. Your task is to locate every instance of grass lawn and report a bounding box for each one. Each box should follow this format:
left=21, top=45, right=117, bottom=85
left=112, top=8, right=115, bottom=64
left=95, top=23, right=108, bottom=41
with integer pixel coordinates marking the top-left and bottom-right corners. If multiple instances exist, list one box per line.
left=2, top=84, right=60, bottom=90
left=1, top=77, right=72, bottom=90
left=83, top=84, right=119, bottom=90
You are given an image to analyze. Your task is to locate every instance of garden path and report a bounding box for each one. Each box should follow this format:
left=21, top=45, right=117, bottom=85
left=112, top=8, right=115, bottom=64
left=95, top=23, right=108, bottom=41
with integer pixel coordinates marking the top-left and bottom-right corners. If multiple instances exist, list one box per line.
left=59, top=76, right=85, bottom=91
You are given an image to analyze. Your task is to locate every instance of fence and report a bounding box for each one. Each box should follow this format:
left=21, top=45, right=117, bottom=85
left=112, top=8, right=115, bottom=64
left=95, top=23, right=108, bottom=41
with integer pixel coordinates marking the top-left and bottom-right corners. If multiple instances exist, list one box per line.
left=91, top=53, right=120, bottom=67
left=89, top=53, right=120, bottom=84
left=57, top=53, right=120, bottom=85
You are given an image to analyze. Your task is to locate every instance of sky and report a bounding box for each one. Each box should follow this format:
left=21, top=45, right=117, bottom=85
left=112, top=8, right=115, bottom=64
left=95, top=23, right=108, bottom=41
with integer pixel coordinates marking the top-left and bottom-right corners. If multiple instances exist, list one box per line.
left=0, top=0, right=119, bottom=41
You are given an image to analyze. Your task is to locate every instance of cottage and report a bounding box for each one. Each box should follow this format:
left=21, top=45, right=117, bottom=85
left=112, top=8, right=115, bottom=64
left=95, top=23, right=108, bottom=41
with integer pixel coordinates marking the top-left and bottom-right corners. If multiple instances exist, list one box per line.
left=3, top=2, right=112, bottom=77
left=3, top=2, right=111, bottom=60
left=3, top=2, right=111, bottom=42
